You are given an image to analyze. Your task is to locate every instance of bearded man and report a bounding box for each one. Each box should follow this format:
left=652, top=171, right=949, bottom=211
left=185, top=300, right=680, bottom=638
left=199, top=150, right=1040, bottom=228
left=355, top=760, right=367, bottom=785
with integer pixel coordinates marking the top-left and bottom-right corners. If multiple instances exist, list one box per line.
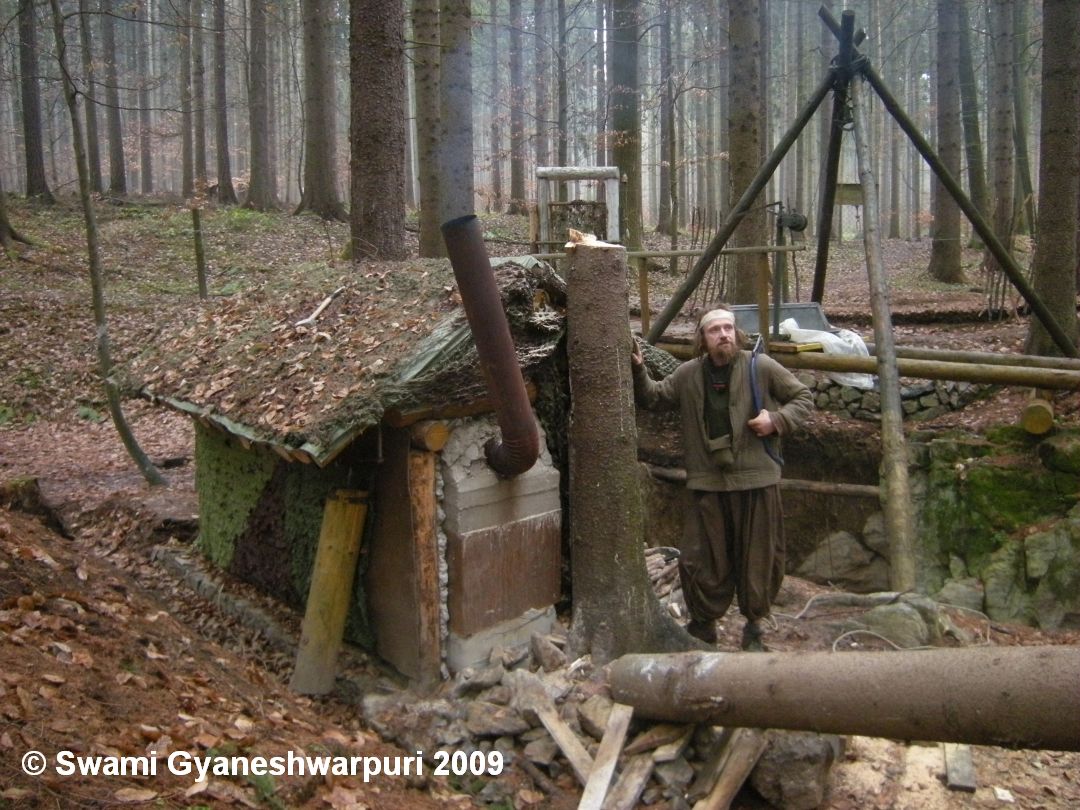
left=631, top=306, right=814, bottom=650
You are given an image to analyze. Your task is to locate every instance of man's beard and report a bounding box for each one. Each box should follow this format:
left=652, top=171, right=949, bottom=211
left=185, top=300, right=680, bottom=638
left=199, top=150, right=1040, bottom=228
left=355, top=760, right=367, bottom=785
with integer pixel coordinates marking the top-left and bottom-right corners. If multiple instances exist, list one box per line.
left=711, top=342, right=738, bottom=365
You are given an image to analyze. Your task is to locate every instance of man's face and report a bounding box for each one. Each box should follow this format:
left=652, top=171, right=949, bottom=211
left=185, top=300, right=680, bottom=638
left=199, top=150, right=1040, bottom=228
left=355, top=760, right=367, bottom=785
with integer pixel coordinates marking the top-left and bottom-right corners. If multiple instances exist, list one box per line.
left=702, top=318, right=738, bottom=364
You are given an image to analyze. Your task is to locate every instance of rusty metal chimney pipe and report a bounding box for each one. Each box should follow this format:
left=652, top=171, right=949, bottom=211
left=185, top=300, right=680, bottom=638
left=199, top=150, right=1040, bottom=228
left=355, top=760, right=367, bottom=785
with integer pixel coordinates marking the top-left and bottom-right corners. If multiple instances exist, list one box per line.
left=441, top=214, right=540, bottom=477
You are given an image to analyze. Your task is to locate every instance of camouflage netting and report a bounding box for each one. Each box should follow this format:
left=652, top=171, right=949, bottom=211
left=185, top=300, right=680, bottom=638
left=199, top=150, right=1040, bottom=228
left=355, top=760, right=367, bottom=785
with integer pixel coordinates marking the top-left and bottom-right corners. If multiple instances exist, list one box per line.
left=125, top=256, right=567, bottom=463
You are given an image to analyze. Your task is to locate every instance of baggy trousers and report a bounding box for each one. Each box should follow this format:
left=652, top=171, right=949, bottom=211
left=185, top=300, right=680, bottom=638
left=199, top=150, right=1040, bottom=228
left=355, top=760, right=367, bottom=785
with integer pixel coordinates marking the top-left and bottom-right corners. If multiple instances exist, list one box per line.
left=679, top=485, right=785, bottom=623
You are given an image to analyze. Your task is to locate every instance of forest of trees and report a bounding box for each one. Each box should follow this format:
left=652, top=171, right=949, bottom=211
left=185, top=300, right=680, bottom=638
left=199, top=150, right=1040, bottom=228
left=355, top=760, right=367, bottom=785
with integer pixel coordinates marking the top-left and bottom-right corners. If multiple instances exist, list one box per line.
left=1, top=0, right=1077, bottom=293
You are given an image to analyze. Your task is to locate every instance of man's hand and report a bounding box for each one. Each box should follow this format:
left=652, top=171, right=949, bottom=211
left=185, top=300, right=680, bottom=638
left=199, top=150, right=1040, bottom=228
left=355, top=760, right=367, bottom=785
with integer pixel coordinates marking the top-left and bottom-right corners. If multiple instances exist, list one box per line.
left=631, top=341, right=644, bottom=367
left=747, top=409, right=776, bottom=437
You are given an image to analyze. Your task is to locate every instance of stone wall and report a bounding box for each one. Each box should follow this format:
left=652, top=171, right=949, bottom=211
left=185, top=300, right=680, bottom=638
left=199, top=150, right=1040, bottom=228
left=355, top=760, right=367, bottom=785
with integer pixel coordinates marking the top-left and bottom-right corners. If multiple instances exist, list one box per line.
left=795, top=371, right=984, bottom=422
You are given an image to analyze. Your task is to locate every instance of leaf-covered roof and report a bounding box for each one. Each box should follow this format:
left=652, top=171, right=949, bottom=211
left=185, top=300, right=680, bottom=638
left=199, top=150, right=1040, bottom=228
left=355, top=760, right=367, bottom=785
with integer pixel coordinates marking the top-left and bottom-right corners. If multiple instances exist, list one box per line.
left=125, top=257, right=566, bottom=465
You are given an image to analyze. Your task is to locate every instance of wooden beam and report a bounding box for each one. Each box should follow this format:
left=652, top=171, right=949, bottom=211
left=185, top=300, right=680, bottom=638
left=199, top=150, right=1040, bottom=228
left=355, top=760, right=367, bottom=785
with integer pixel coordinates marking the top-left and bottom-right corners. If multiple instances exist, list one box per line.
left=290, top=490, right=368, bottom=695
left=601, top=753, right=654, bottom=810
left=409, top=450, right=442, bottom=685
left=578, top=703, right=634, bottom=810
left=693, top=728, right=768, bottom=810
left=409, top=420, right=450, bottom=451
left=537, top=704, right=595, bottom=787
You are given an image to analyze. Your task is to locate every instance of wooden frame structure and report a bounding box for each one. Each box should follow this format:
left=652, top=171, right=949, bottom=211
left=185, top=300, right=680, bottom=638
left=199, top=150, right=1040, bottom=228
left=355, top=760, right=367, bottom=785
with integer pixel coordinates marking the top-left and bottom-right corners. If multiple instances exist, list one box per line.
left=535, top=166, right=621, bottom=247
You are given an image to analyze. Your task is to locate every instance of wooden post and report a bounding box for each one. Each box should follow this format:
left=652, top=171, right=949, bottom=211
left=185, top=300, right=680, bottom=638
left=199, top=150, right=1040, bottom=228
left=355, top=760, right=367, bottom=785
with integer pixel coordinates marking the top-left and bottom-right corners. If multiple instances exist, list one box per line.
left=636, top=256, right=651, bottom=336
left=1021, top=390, right=1054, bottom=435
left=811, top=11, right=855, bottom=304
left=851, top=77, right=917, bottom=592
left=645, top=71, right=834, bottom=343
left=191, top=207, right=208, bottom=300
left=290, top=489, right=368, bottom=695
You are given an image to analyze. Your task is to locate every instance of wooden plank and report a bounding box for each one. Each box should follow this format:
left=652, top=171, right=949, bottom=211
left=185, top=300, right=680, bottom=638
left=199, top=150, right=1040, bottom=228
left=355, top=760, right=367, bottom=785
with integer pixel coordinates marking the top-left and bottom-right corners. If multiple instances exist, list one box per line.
left=578, top=703, right=634, bottom=810
left=692, top=728, right=768, bottom=810
left=601, top=754, right=654, bottom=810
left=289, top=490, right=368, bottom=694
left=536, top=704, right=594, bottom=787
left=687, top=728, right=734, bottom=803
left=768, top=341, right=824, bottom=353
left=624, top=724, right=692, bottom=756
left=943, top=743, right=977, bottom=792
left=409, top=450, right=442, bottom=686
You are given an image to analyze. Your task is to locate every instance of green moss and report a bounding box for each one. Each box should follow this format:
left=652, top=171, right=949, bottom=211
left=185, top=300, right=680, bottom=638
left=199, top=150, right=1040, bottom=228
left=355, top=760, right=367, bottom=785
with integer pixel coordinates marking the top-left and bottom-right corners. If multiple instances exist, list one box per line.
left=916, top=433, right=1080, bottom=591
left=194, top=424, right=277, bottom=568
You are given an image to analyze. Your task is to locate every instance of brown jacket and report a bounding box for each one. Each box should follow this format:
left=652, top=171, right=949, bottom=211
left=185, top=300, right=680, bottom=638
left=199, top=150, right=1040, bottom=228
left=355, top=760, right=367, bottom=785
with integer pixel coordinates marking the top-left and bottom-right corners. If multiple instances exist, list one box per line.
left=633, top=350, right=813, bottom=491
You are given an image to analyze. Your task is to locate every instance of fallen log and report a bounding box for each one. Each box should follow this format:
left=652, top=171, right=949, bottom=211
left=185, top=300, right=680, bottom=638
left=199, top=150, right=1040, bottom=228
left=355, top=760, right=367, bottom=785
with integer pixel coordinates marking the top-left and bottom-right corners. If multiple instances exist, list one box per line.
left=609, top=647, right=1080, bottom=751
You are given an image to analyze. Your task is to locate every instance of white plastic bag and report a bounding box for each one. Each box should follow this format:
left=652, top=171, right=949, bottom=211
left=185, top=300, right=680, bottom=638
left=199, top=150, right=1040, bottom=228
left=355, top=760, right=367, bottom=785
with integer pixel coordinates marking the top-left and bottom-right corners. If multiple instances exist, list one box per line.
left=779, top=318, right=875, bottom=390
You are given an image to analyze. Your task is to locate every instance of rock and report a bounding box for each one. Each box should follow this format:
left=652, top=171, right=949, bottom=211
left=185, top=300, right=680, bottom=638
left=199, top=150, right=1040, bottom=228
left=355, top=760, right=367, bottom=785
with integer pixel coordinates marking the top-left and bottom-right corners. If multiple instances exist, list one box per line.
left=1038, top=433, right=1080, bottom=475
left=523, top=735, right=559, bottom=767
left=451, top=663, right=506, bottom=697
left=530, top=632, right=568, bottom=672
left=465, top=702, right=531, bottom=737
left=981, top=539, right=1033, bottom=624
left=858, top=602, right=929, bottom=648
left=935, top=578, right=985, bottom=613
left=653, top=756, right=695, bottom=791
left=795, top=530, right=890, bottom=593
left=578, top=693, right=613, bottom=740
left=1027, top=520, right=1080, bottom=630
left=750, top=731, right=843, bottom=810
left=504, top=669, right=556, bottom=725
left=1024, top=524, right=1072, bottom=580
left=477, top=684, right=513, bottom=706
left=860, top=512, right=887, bottom=557
left=362, top=695, right=468, bottom=753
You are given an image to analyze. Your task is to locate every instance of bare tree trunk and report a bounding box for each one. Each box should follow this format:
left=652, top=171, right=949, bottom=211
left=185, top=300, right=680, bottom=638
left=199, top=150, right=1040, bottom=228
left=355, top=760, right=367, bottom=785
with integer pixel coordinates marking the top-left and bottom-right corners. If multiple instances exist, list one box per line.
left=438, top=0, right=474, bottom=222
left=18, top=0, right=55, bottom=202
left=555, top=0, right=567, bottom=191
left=77, top=0, right=102, bottom=194
left=101, top=0, right=126, bottom=195
left=488, top=0, right=503, bottom=212
left=1011, top=0, right=1035, bottom=238
left=610, top=0, right=642, bottom=248
left=927, top=0, right=964, bottom=282
left=565, top=242, right=688, bottom=662
left=245, top=0, right=278, bottom=210
left=295, top=0, right=346, bottom=219
left=984, top=0, right=1015, bottom=313
left=594, top=0, right=607, bottom=172
left=957, top=1, right=987, bottom=246
left=728, top=0, right=765, bottom=303
left=137, top=1, right=152, bottom=194
left=349, top=0, right=406, bottom=258
left=413, top=0, right=443, bottom=253
left=507, top=0, right=527, bottom=215
left=1023, top=0, right=1079, bottom=357
left=533, top=0, right=550, bottom=171
left=212, top=0, right=237, bottom=203
left=655, top=0, right=672, bottom=235
left=179, top=0, right=195, bottom=198
left=192, top=0, right=208, bottom=190
left=0, top=174, right=31, bottom=249
left=47, top=0, right=164, bottom=487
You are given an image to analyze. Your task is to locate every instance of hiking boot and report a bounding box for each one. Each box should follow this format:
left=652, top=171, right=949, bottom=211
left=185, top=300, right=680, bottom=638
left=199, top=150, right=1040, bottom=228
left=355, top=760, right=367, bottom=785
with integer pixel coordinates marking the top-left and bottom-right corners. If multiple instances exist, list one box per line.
left=741, top=620, right=768, bottom=652
left=687, top=618, right=717, bottom=644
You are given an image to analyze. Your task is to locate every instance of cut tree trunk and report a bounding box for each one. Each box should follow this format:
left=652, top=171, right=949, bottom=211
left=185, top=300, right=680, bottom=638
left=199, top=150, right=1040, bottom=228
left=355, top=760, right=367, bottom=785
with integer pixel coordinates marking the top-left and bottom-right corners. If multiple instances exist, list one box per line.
left=565, top=240, right=688, bottom=663
left=609, top=647, right=1080, bottom=751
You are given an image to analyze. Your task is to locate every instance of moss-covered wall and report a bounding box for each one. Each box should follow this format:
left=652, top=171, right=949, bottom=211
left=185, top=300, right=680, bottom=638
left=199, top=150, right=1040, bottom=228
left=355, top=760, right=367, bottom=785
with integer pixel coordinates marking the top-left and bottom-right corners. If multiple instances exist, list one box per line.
left=194, top=422, right=376, bottom=646
left=911, top=427, right=1080, bottom=629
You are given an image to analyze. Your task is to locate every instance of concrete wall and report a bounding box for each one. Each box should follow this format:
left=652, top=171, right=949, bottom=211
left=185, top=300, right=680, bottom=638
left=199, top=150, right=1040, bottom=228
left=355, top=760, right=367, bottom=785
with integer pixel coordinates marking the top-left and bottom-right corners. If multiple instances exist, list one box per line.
left=440, top=416, right=562, bottom=672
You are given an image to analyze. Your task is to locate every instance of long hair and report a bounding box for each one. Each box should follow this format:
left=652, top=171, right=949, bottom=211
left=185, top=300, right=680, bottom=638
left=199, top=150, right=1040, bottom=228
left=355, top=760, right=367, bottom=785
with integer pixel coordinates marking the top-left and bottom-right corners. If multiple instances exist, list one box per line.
left=693, top=305, right=750, bottom=357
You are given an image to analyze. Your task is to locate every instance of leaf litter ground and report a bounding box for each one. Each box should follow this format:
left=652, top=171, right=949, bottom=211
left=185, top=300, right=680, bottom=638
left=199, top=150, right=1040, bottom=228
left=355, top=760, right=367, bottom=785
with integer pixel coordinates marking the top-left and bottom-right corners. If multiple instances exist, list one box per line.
left=1, top=198, right=1079, bottom=809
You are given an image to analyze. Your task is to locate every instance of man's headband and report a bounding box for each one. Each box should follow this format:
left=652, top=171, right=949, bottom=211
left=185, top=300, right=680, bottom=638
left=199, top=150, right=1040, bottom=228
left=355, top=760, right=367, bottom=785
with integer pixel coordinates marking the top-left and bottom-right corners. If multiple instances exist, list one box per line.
left=699, top=309, right=736, bottom=329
